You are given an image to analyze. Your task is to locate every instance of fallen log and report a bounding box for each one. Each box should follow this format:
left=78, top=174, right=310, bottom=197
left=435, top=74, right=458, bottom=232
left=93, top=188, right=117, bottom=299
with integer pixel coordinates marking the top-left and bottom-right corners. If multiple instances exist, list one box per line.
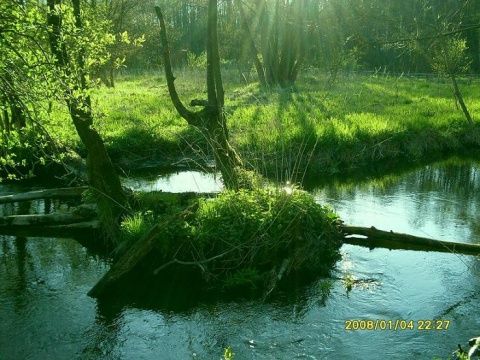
left=0, top=221, right=100, bottom=238
left=0, top=204, right=97, bottom=226
left=0, top=186, right=88, bottom=204
left=88, top=203, right=199, bottom=298
left=341, top=225, right=480, bottom=256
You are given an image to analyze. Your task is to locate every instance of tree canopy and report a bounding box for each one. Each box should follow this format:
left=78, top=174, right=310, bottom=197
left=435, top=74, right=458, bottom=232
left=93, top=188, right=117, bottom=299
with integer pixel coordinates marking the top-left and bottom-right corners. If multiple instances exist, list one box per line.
left=107, top=0, right=480, bottom=76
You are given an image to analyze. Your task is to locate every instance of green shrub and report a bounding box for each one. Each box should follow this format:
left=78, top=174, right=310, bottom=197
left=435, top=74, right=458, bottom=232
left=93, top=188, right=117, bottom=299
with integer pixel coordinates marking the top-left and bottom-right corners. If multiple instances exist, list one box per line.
left=156, top=187, right=343, bottom=289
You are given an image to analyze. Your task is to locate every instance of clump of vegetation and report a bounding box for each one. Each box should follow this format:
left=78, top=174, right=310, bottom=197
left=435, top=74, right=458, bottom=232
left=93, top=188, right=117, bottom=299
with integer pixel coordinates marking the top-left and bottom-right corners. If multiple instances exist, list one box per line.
left=120, top=212, right=155, bottom=244
left=114, top=190, right=198, bottom=256
left=154, top=187, right=343, bottom=291
left=223, top=346, right=235, bottom=360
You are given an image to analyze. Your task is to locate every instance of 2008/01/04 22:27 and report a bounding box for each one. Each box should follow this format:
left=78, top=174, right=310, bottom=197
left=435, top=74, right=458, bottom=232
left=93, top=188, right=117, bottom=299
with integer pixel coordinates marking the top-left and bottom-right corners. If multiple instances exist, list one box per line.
left=344, top=319, right=450, bottom=331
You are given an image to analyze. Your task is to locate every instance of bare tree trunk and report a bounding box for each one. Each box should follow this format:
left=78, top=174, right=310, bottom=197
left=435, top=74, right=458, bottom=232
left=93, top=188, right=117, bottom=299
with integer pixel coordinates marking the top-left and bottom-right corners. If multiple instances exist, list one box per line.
left=243, top=0, right=305, bottom=88
left=155, top=1, right=243, bottom=190
left=235, top=0, right=266, bottom=86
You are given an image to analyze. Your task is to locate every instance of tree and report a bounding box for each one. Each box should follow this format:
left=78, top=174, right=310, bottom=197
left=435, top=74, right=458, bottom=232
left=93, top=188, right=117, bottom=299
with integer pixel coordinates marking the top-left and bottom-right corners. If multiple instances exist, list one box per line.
left=155, top=0, right=245, bottom=190
left=91, top=0, right=146, bottom=87
left=0, top=1, right=59, bottom=179
left=46, top=0, right=127, bottom=239
left=237, top=0, right=311, bottom=87
left=432, top=33, right=473, bottom=124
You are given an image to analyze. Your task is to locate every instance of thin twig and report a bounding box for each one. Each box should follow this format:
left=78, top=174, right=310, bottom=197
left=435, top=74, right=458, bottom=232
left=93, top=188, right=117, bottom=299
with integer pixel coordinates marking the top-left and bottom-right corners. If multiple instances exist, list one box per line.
left=153, top=250, right=231, bottom=275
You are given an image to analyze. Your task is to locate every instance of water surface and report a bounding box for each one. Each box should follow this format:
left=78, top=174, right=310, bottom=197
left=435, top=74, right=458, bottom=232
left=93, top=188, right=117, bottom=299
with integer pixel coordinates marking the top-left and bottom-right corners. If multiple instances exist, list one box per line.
left=1, top=157, right=480, bottom=359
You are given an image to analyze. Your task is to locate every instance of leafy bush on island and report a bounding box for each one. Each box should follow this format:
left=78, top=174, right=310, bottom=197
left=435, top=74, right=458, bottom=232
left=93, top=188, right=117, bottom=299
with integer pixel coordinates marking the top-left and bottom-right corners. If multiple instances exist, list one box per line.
left=126, top=186, right=343, bottom=291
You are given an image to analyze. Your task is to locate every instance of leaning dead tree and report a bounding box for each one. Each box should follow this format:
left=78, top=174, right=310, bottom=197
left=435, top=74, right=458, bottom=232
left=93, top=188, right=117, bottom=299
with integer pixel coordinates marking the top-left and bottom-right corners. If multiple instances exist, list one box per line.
left=155, top=1, right=244, bottom=190
left=437, top=32, right=473, bottom=125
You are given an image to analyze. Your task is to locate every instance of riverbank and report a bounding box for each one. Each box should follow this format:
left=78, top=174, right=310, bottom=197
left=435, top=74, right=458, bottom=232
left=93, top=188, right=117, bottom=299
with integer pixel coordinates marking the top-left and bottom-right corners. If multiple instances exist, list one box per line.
left=45, top=69, right=480, bottom=179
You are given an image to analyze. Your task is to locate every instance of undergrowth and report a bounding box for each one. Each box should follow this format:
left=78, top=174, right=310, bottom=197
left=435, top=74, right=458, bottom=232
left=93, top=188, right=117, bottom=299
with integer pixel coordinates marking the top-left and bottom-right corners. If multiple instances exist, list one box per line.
left=150, top=187, right=343, bottom=289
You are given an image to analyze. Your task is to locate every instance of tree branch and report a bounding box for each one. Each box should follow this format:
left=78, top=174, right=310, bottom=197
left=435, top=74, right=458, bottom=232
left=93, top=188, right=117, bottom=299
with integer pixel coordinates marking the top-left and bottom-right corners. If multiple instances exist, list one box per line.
left=153, top=251, right=229, bottom=275
left=154, top=6, right=200, bottom=126
left=370, top=24, right=480, bottom=46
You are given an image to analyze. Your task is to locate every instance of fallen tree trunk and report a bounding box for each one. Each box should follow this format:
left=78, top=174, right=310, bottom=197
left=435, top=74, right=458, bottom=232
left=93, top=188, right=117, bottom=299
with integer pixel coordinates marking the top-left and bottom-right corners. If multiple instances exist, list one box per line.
left=0, top=204, right=97, bottom=226
left=0, top=186, right=88, bottom=204
left=88, top=203, right=199, bottom=298
left=0, top=221, right=100, bottom=238
left=342, top=225, right=480, bottom=256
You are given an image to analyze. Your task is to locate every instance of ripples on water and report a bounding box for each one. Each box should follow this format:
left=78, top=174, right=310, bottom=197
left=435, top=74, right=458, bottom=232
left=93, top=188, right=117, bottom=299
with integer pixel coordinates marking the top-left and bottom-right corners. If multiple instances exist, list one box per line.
left=1, top=157, right=480, bottom=359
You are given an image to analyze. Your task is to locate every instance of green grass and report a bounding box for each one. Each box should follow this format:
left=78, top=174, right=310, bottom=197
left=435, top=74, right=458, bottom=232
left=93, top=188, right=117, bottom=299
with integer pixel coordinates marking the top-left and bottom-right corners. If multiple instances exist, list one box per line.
left=46, top=69, right=480, bottom=178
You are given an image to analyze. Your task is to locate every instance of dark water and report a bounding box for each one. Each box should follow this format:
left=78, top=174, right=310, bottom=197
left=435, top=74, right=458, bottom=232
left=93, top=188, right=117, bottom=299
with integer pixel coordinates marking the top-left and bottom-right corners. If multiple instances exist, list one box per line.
left=1, top=157, right=480, bottom=360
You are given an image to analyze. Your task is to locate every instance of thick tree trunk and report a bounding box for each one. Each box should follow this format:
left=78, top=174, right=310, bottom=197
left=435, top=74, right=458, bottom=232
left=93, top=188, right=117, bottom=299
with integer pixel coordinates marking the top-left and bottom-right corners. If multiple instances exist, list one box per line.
left=250, top=0, right=305, bottom=88
left=70, top=106, right=127, bottom=237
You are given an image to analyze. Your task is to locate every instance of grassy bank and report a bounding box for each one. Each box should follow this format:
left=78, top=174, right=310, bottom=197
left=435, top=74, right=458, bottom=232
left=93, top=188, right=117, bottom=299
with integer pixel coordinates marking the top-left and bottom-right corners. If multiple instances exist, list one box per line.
left=47, top=69, right=480, bottom=180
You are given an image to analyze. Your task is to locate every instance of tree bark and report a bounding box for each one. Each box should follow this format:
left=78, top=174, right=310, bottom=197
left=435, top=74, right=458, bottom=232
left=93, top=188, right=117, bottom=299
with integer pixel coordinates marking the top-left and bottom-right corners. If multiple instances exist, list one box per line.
left=342, top=225, right=480, bottom=256
left=155, top=3, right=243, bottom=190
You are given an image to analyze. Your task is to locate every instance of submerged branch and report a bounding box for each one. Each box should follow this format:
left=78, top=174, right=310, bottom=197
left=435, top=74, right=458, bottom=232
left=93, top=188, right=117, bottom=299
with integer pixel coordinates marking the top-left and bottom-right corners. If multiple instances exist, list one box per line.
left=153, top=251, right=230, bottom=275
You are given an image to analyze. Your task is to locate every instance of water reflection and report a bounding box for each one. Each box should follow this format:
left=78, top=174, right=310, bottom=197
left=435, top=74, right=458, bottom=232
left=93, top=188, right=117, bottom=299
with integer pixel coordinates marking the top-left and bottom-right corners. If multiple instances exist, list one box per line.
left=0, top=234, right=107, bottom=359
left=123, top=170, right=223, bottom=193
left=311, top=156, right=480, bottom=244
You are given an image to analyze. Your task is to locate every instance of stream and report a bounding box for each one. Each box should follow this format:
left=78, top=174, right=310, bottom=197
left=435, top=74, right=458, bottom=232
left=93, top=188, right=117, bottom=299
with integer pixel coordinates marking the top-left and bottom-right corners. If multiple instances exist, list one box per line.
left=1, top=157, right=479, bottom=359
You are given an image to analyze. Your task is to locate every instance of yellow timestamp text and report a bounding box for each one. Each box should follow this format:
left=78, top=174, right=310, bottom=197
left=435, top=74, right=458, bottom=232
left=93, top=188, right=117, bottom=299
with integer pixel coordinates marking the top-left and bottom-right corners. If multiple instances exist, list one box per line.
left=344, top=319, right=450, bottom=331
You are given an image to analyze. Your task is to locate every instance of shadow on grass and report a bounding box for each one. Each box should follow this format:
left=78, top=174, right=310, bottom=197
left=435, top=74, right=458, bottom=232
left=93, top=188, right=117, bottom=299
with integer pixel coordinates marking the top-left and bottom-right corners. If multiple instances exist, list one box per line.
left=105, top=125, right=209, bottom=169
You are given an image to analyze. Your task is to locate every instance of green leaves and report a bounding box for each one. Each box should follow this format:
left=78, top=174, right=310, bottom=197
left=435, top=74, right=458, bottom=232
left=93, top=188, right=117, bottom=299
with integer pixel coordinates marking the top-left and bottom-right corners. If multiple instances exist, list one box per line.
left=186, top=187, right=342, bottom=285
left=431, top=36, right=472, bottom=75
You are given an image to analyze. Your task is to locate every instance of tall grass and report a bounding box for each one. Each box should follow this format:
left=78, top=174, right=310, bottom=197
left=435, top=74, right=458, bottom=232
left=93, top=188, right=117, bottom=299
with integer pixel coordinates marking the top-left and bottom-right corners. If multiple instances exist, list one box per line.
left=46, top=69, right=480, bottom=178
